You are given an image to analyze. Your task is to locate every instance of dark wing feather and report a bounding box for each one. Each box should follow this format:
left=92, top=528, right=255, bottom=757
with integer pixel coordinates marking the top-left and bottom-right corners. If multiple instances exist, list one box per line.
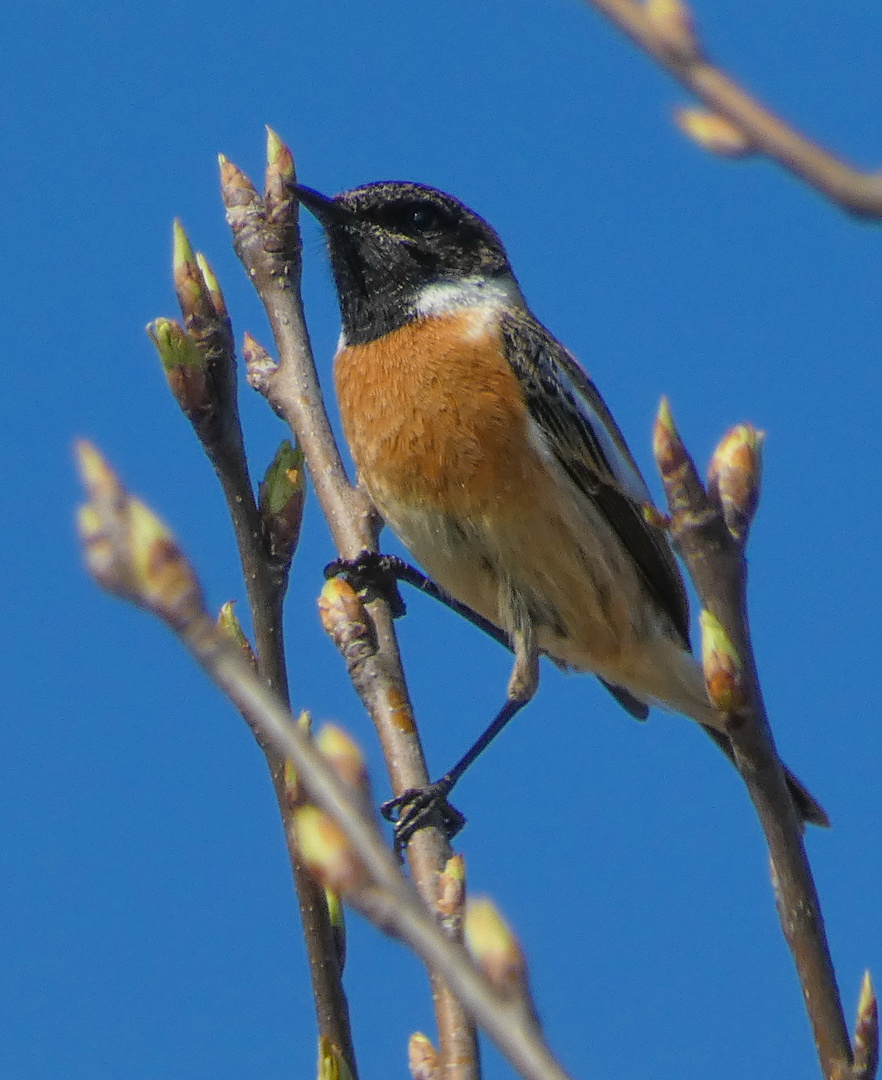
left=500, top=310, right=691, bottom=648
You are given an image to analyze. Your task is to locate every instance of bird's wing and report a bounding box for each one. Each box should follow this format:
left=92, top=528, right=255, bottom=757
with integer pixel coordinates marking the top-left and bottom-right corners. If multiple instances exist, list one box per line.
left=500, top=310, right=691, bottom=647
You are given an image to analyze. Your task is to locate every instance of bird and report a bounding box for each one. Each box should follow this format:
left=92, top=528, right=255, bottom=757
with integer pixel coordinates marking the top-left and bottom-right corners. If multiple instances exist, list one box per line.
left=295, top=179, right=827, bottom=842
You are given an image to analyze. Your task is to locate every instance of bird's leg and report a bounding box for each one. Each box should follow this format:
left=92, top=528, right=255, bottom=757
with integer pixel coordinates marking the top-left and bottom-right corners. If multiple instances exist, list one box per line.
left=327, top=554, right=541, bottom=850
left=326, top=552, right=512, bottom=652
left=382, top=622, right=540, bottom=854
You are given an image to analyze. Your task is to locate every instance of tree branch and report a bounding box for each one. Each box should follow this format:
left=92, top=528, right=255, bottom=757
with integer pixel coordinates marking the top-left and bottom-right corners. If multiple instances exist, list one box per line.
left=582, top=0, right=882, bottom=218
left=74, top=442, right=576, bottom=1080
left=150, top=227, right=357, bottom=1071
left=654, top=405, right=876, bottom=1080
left=221, top=130, right=481, bottom=1080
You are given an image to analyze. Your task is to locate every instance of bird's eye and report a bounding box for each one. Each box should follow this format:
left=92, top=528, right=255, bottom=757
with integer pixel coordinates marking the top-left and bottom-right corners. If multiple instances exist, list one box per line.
left=382, top=201, right=447, bottom=234
left=409, top=206, right=439, bottom=231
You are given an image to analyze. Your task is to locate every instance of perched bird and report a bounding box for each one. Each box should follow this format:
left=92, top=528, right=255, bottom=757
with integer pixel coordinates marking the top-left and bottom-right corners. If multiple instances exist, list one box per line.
left=296, top=179, right=826, bottom=839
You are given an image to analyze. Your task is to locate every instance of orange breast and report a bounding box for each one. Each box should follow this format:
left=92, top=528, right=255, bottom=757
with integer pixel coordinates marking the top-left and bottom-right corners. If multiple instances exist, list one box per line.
left=334, top=311, right=543, bottom=517
left=334, top=310, right=649, bottom=671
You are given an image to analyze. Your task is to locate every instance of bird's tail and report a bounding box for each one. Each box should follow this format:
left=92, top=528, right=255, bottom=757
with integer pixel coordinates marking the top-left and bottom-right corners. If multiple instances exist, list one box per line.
left=700, top=726, right=829, bottom=828
left=622, top=646, right=830, bottom=828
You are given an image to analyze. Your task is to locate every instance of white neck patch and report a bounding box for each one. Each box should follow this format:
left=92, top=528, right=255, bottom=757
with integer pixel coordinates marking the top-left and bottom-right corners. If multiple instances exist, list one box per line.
left=414, top=274, right=525, bottom=318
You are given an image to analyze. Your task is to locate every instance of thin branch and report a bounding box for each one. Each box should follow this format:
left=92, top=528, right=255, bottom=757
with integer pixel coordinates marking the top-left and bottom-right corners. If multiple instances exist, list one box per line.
left=192, top=619, right=570, bottom=1080
left=582, top=0, right=882, bottom=218
left=221, top=131, right=481, bottom=1080
left=154, top=226, right=357, bottom=1072
left=654, top=406, right=874, bottom=1080
left=74, top=443, right=576, bottom=1080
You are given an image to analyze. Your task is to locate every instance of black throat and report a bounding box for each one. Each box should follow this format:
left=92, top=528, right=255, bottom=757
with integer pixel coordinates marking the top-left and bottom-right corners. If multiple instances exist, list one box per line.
left=299, top=181, right=514, bottom=346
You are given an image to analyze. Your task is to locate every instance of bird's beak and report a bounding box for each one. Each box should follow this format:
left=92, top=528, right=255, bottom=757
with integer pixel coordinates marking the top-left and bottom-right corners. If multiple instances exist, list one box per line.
left=293, top=185, right=349, bottom=224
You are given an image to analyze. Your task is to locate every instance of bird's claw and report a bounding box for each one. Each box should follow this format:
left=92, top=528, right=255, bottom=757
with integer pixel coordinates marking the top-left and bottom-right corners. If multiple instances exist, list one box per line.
left=381, top=780, right=466, bottom=856
left=324, top=551, right=408, bottom=618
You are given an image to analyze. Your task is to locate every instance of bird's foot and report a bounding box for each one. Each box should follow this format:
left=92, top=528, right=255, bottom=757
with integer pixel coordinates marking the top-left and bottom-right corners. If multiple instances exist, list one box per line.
left=381, top=777, right=465, bottom=856
left=324, top=551, right=409, bottom=618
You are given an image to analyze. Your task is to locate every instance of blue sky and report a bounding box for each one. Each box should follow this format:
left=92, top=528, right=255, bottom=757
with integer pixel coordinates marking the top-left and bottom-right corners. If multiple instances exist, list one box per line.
left=3, top=1, right=880, bottom=1078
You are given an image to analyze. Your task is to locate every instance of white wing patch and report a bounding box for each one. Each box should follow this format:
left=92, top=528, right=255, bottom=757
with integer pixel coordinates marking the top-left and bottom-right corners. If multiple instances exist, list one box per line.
left=556, top=360, right=652, bottom=506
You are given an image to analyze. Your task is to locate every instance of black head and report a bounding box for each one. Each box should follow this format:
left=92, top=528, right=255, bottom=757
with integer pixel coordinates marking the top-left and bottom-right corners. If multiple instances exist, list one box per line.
left=296, top=181, right=517, bottom=345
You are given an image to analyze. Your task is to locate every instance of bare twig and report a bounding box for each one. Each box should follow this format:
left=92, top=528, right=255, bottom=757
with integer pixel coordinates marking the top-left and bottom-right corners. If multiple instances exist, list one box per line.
left=581, top=0, right=882, bottom=218
left=654, top=404, right=875, bottom=1080
left=202, top=636, right=567, bottom=1080
left=221, top=130, right=481, bottom=1079
left=74, top=444, right=576, bottom=1080
left=150, top=227, right=357, bottom=1072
